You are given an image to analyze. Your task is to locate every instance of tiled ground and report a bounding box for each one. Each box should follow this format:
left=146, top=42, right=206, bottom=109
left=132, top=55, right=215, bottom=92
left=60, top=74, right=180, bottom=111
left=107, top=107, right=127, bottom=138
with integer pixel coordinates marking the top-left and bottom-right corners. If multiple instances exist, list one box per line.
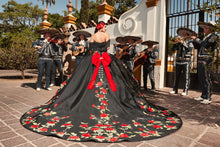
left=0, top=70, right=219, bottom=147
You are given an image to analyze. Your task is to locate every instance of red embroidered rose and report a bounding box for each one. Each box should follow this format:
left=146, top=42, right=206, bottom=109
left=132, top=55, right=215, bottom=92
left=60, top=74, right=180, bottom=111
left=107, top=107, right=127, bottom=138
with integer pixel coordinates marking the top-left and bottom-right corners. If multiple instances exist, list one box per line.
left=44, top=112, right=51, bottom=116
left=140, top=106, right=145, bottom=109
left=97, top=81, right=102, bottom=87
left=121, top=124, right=129, bottom=127
left=148, top=107, right=153, bottom=112
left=139, top=93, right=143, bottom=96
left=62, top=81, right=66, bottom=85
left=55, top=91, right=58, bottom=95
left=99, top=94, right=104, bottom=98
left=119, top=133, right=128, bottom=138
left=171, top=120, right=176, bottom=123
left=100, top=106, right=105, bottom=109
left=110, top=137, right=118, bottom=142
left=101, top=100, right=108, bottom=105
left=52, top=118, right=60, bottom=121
left=47, top=121, right=55, bottom=124
left=100, top=113, right=108, bottom=117
left=101, top=88, right=107, bottom=93
left=113, top=121, right=117, bottom=124
left=25, top=121, right=31, bottom=124
left=95, top=124, right=103, bottom=127
left=140, top=133, right=149, bottom=137
left=168, top=117, right=173, bottom=120
left=104, top=124, right=112, bottom=127
left=166, top=125, right=174, bottom=128
left=91, top=128, right=100, bottom=131
left=54, top=104, right=58, bottom=107
left=105, top=128, right=114, bottom=131
left=139, top=128, right=144, bottom=131
left=31, top=125, right=39, bottom=128
left=32, top=109, right=38, bottom=112
left=162, top=112, right=168, bottom=115
left=133, top=122, right=141, bottom=125
left=51, top=129, right=56, bottom=132
left=28, top=118, right=33, bottom=120
left=57, top=132, right=64, bottom=134
left=62, top=123, right=72, bottom=126
left=92, top=104, right=95, bottom=107
left=148, top=120, right=155, bottom=123
left=80, top=124, right=88, bottom=128
left=149, top=131, right=156, bottom=134
left=89, top=117, right=94, bottom=119
left=96, top=136, right=105, bottom=139
left=39, top=128, right=48, bottom=132
left=95, top=90, right=98, bottom=93
left=69, top=136, right=79, bottom=139
left=81, top=133, right=91, bottom=137
left=153, top=125, right=161, bottom=129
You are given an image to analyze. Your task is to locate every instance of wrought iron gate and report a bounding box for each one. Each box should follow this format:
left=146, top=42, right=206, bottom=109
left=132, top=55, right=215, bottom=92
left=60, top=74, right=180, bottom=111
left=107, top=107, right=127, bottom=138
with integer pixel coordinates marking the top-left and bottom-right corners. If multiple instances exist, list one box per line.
left=165, top=0, right=220, bottom=90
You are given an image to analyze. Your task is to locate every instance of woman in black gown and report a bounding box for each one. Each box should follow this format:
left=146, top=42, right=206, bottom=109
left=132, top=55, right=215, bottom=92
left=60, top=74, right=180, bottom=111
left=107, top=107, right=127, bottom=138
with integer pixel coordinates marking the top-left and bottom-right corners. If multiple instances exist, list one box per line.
left=20, top=22, right=182, bottom=143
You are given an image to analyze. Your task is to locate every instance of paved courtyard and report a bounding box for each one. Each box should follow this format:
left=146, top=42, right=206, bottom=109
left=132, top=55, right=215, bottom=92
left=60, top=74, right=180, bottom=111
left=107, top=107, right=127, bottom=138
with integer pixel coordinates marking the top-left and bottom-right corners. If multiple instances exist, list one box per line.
left=0, top=70, right=219, bottom=147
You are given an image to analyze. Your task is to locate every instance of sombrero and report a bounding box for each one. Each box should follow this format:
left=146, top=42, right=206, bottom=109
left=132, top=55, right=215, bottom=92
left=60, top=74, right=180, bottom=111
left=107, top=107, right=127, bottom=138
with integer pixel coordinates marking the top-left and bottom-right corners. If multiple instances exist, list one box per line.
left=197, top=21, right=218, bottom=30
left=141, top=40, right=159, bottom=46
left=177, top=28, right=196, bottom=36
left=37, top=28, right=59, bottom=34
left=124, top=36, right=141, bottom=42
left=116, top=36, right=126, bottom=43
left=51, top=32, right=66, bottom=39
left=72, top=31, right=91, bottom=38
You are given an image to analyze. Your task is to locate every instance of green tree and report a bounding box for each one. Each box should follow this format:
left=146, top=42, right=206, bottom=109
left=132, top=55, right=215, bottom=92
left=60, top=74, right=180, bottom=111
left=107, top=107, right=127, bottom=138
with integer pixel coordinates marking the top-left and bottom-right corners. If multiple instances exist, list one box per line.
left=114, top=0, right=136, bottom=19
left=38, top=0, right=55, bottom=6
left=0, top=0, right=42, bottom=78
left=80, top=0, right=89, bottom=24
left=48, top=13, right=64, bottom=29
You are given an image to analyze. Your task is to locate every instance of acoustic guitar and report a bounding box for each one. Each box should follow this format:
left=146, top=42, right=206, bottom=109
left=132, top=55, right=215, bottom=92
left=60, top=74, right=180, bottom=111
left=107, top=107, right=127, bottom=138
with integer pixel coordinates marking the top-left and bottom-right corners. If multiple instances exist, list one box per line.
left=116, top=39, right=143, bottom=59
left=134, top=46, right=158, bottom=68
left=72, top=46, right=85, bottom=56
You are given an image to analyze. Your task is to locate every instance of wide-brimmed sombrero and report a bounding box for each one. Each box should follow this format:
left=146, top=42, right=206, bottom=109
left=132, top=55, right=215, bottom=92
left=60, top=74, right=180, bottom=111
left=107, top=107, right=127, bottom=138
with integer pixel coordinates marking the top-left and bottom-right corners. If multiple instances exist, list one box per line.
left=141, top=40, right=159, bottom=46
left=72, top=31, right=91, bottom=38
left=124, top=36, right=141, bottom=42
left=37, top=28, right=59, bottom=34
left=197, top=21, right=218, bottom=30
left=51, top=32, right=66, bottom=39
left=116, top=36, right=126, bottom=43
left=177, top=28, right=196, bottom=36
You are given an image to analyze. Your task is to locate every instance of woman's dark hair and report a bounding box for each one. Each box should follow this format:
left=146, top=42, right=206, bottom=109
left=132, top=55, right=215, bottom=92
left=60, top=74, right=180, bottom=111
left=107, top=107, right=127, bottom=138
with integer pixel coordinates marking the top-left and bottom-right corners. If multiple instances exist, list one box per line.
left=94, top=21, right=106, bottom=33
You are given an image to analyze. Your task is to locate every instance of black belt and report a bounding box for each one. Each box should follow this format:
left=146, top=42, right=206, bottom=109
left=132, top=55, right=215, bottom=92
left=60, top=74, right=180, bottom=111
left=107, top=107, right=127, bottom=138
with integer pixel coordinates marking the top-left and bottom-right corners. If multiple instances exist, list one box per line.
left=41, top=55, right=52, bottom=58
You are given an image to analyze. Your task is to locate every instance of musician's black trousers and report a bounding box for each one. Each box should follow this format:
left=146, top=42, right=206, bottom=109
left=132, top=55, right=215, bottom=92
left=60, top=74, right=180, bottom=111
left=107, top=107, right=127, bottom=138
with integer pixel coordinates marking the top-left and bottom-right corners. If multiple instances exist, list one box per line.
left=51, top=58, right=63, bottom=85
left=143, top=63, right=155, bottom=90
left=173, top=61, right=191, bottom=94
left=197, top=60, right=212, bottom=100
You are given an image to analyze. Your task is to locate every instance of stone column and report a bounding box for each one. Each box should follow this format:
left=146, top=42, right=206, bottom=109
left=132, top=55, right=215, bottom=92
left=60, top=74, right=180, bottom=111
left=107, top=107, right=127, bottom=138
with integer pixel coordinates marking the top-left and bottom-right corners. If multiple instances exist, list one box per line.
left=39, top=6, right=51, bottom=38
left=96, top=0, right=114, bottom=23
left=62, top=0, right=77, bottom=75
left=144, top=0, right=166, bottom=89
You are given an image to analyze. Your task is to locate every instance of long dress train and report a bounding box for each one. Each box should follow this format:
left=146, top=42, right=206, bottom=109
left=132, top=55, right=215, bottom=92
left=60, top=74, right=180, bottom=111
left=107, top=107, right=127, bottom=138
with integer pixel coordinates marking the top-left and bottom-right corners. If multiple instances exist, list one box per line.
left=20, top=41, right=182, bottom=142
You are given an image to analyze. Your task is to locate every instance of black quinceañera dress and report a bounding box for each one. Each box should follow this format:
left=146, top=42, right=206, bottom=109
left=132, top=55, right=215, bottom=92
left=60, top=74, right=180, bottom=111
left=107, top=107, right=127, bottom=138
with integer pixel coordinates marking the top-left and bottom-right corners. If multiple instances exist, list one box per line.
left=20, top=40, right=182, bottom=142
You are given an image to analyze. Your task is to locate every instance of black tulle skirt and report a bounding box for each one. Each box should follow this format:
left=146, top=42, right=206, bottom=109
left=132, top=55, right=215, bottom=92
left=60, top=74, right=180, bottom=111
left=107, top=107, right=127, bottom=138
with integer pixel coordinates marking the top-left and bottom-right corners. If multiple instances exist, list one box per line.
left=20, top=53, right=182, bottom=143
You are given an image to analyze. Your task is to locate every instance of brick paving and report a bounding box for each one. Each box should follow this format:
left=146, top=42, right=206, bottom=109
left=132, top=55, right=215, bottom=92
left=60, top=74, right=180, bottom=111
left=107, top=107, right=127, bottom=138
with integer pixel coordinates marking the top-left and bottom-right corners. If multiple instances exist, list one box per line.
left=0, top=69, right=219, bottom=147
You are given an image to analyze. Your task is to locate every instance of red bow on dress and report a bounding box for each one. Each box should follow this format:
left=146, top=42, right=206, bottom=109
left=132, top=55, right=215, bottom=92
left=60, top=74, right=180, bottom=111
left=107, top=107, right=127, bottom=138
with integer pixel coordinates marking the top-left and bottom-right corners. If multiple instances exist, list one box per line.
left=87, top=52, right=117, bottom=92
left=96, top=22, right=105, bottom=30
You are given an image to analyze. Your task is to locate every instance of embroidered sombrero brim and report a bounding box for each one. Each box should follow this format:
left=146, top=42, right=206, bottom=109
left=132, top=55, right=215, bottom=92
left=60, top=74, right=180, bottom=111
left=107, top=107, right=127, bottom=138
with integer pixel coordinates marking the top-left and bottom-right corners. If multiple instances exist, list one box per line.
left=116, top=36, right=126, bottom=43
left=37, top=28, right=59, bottom=34
left=72, top=31, right=91, bottom=38
left=141, top=40, right=159, bottom=46
left=51, top=32, right=66, bottom=39
left=177, top=28, right=196, bottom=36
left=124, top=36, right=141, bottom=42
left=197, top=21, right=218, bottom=30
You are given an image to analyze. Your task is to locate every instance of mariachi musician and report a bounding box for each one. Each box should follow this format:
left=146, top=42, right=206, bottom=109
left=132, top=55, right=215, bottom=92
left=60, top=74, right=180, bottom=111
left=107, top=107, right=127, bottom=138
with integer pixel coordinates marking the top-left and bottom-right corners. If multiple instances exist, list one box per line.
left=71, top=31, right=91, bottom=67
left=141, top=40, right=159, bottom=92
left=169, top=28, right=195, bottom=96
left=191, top=21, right=218, bottom=104
left=114, top=36, right=127, bottom=56
left=32, top=28, right=59, bottom=91
left=50, top=32, right=67, bottom=87
left=116, top=36, right=142, bottom=72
